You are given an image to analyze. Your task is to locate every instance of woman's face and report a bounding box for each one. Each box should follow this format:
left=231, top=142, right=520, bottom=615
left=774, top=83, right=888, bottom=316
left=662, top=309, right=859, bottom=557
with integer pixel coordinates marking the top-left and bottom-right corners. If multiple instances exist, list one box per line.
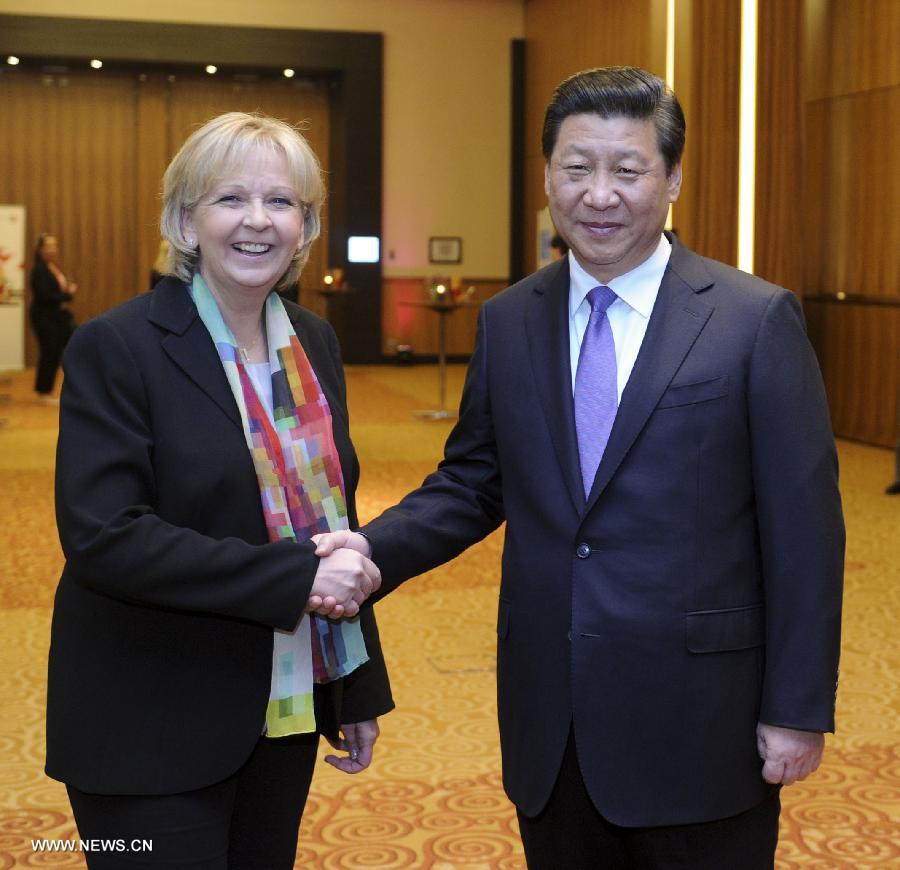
left=182, top=146, right=304, bottom=302
left=41, top=236, right=59, bottom=262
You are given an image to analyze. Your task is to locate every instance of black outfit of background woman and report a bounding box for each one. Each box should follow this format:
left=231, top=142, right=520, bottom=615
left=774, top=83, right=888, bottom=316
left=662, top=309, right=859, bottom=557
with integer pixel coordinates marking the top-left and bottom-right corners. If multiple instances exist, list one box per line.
left=29, top=233, right=76, bottom=398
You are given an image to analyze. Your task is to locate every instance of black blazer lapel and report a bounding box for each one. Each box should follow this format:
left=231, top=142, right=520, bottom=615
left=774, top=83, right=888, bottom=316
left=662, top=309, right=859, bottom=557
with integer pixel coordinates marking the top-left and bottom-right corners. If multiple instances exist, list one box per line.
left=524, top=259, right=585, bottom=514
left=148, top=278, right=243, bottom=430
left=585, top=240, right=715, bottom=512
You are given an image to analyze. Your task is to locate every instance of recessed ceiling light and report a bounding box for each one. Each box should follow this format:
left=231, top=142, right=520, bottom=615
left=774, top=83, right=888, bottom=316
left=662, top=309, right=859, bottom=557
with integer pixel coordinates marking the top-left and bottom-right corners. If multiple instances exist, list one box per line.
left=6, top=56, right=20, bottom=66
left=283, top=68, right=295, bottom=78
left=90, top=59, right=103, bottom=69
left=205, top=65, right=217, bottom=75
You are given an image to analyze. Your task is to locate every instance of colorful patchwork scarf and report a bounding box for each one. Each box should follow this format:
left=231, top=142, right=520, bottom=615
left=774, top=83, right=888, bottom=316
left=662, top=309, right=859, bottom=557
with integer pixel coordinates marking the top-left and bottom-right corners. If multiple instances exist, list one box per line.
left=191, top=274, right=368, bottom=737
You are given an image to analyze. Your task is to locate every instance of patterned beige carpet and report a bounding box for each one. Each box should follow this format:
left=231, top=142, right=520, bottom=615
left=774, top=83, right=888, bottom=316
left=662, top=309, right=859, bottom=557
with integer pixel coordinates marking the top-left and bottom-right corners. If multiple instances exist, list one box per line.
left=0, top=364, right=897, bottom=868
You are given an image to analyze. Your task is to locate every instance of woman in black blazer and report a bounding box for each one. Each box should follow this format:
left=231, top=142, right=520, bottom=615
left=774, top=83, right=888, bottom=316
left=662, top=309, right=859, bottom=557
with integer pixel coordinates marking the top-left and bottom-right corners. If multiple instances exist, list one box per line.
left=29, top=232, right=76, bottom=401
left=46, top=112, right=392, bottom=869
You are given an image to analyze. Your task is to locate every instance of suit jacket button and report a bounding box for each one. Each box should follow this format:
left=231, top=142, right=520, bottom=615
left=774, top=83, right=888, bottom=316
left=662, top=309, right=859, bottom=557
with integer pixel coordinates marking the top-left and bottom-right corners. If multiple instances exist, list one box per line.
left=576, top=543, right=590, bottom=559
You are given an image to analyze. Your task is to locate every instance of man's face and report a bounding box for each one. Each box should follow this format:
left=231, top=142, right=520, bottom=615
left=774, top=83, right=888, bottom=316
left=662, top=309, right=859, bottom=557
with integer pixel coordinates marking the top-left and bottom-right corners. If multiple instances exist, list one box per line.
left=544, top=113, right=681, bottom=284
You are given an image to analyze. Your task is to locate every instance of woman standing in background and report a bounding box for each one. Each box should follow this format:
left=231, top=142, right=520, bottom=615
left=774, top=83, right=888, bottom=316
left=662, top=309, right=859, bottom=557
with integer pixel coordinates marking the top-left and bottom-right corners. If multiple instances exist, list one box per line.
left=29, top=232, right=76, bottom=402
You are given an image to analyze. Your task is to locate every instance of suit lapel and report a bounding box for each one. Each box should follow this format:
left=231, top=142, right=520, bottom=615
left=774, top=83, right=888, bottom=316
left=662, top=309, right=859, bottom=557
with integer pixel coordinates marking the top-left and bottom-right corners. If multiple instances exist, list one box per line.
left=149, top=278, right=243, bottom=430
left=584, top=239, right=715, bottom=512
left=524, top=260, right=585, bottom=514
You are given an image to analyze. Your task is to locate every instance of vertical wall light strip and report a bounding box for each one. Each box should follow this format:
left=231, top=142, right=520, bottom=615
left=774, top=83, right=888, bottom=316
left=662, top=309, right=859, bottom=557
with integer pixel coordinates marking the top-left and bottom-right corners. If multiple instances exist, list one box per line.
left=665, top=0, right=676, bottom=230
left=737, top=0, right=758, bottom=273
left=666, top=0, right=676, bottom=88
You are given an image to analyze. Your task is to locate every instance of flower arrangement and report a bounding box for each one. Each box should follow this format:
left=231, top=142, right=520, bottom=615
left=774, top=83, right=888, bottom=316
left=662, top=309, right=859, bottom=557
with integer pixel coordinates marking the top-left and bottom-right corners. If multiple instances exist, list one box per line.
left=424, top=276, right=476, bottom=304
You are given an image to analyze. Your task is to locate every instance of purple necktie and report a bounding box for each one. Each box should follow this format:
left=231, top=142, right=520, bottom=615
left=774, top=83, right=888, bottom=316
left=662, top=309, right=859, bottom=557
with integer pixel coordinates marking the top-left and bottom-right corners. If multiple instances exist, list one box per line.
left=575, top=285, right=618, bottom=497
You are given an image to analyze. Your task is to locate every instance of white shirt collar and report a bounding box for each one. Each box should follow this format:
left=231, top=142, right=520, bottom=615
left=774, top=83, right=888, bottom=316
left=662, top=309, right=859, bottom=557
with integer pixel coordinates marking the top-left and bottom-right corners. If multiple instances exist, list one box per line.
left=568, top=234, right=672, bottom=320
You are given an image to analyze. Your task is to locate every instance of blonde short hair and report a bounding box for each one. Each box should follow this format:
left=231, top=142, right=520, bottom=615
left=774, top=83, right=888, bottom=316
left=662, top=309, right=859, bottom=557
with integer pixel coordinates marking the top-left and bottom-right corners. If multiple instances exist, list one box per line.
left=160, top=112, right=324, bottom=290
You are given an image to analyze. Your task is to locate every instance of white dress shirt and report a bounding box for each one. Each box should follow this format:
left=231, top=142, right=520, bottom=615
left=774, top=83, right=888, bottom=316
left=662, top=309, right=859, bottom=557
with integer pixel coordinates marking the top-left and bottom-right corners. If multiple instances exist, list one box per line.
left=568, top=234, right=672, bottom=400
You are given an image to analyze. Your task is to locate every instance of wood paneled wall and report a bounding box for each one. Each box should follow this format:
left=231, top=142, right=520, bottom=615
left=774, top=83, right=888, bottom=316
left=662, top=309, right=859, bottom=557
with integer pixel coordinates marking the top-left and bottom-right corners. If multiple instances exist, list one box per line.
left=805, top=301, right=899, bottom=448
left=0, top=68, right=330, bottom=365
left=802, top=0, right=899, bottom=447
left=0, top=72, right=141, bottom=367
left=804, top=0, right=900, bottom=101
left=803, top=85, right=899, bottom=301
left=521, top=0, right=667, bottom=276
left=672, top=0, right=741, bottom=265
left=754, top=0, right=805, bottom=293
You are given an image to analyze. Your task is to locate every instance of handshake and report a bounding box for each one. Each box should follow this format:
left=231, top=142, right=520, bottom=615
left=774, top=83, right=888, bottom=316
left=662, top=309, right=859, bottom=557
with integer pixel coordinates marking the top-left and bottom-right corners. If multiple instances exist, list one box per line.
left=307, top=531, right=379, bottom=618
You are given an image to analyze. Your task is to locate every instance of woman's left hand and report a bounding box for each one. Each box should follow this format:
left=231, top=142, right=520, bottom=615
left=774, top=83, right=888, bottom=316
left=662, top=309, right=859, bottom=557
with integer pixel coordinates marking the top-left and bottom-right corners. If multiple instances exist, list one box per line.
left=324, top=719, right=380, bottom=774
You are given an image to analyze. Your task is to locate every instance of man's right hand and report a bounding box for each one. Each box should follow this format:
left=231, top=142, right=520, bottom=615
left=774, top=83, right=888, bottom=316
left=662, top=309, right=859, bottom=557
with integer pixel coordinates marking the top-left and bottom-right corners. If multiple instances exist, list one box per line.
left=306, top=546, right=380, bottom=619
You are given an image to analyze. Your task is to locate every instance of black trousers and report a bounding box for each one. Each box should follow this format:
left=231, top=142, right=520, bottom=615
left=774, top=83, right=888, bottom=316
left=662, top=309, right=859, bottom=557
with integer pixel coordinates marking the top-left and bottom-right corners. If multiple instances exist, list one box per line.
left=67, top=733, right=318, bottom=869
left=517, top=731, right=780, bottom=870
left=31, top=309, right=73, bottom=395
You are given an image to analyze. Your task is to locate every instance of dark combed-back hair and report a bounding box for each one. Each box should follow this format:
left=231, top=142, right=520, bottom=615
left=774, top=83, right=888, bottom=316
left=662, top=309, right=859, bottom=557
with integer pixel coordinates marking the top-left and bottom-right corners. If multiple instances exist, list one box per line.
left=541, top=66, right=686, bottom=174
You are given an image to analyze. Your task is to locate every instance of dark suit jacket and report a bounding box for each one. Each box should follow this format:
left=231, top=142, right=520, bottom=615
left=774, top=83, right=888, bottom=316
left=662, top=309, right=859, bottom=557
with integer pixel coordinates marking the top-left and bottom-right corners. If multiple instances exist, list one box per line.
left=46, top=276, right=393, bottom=795
left=364, top=236, right=844, bottom=826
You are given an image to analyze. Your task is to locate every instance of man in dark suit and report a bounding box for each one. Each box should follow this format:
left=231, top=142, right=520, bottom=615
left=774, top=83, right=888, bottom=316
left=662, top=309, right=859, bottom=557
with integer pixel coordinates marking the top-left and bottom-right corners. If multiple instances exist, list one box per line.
left=315, top=67, right=844, bottom=868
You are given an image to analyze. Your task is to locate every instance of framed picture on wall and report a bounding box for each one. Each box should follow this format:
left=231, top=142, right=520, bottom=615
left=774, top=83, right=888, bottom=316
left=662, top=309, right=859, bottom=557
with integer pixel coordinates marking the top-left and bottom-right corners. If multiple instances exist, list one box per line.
left=428, top=236, right=462, bottom=264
